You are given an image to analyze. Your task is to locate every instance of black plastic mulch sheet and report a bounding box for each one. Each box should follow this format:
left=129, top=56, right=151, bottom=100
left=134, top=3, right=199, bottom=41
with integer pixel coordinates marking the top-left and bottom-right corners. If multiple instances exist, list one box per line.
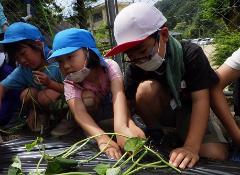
left=0, top=136, right=240, bottom=175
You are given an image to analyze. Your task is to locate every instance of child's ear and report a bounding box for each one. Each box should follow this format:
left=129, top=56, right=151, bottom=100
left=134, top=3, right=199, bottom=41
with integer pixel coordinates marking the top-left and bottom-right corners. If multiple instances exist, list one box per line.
left=160, top=27, right=169, bottom=42
left=35, top=40, right=44, bottom=49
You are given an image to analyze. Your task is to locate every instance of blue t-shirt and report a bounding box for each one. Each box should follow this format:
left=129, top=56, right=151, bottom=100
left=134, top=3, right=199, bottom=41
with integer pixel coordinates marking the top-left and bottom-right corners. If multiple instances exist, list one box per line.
left=0, top=62, right=63, bottom=90
left=0, top=47, right=63, bottom=90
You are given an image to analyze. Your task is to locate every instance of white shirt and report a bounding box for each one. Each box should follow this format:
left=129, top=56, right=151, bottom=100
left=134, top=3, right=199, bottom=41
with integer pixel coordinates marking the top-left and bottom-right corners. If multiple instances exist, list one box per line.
left=225, top=48, right=240, bottom=70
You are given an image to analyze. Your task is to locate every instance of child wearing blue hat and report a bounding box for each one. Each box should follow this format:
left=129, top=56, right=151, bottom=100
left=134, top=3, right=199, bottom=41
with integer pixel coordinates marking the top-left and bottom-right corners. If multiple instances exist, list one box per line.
left=0, top=22, right=65, bottom=134
left=48, top=28, right=145, bottom=160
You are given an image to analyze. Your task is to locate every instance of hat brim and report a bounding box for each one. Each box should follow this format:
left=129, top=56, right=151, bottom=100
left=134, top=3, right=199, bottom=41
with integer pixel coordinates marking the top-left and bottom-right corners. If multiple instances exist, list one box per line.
left=0, top=37, right=27, bottom=43
left=47, top=47, right=81, bottom=62
left=105, top=37, right=147, bottom=57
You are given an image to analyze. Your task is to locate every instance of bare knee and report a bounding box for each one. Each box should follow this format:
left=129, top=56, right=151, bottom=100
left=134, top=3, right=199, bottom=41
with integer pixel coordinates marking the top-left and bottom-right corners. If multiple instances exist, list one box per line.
left=136, top=80, right=159, bottom=102
left=20, top=88, right=38, bottom=103
left=199, top=143, right=228, bottom=160
left=38, top=89, right=60, bottom=106
left=136, top=80, right=170, bottom=108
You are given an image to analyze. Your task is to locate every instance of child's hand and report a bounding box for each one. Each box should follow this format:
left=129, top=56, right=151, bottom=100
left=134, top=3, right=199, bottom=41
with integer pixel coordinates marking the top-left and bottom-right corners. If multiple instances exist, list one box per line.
left=98, top=136, right=122, bottom=160
left=169, top=146, right=199, bottom=169
left=116, top=120, right=145, bottom=148
left=33, top=71, right=50, bottom=86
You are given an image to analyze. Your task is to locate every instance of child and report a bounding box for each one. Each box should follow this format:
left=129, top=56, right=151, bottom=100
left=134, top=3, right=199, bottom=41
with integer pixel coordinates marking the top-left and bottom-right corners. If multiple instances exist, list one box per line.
left=105, top=2, right=228, bottom=168
left=210, top=48, right=240, bottom=146
left=0, top=53, right=21, bottom=125
left=0, top=22, right=64, bottom=133
left=47, top=28, right=145, bottom=160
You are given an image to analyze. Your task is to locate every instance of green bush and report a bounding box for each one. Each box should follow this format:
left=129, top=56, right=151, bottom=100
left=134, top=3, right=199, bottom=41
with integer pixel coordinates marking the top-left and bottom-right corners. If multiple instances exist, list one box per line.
left=212, top=31, right=240, bottom=67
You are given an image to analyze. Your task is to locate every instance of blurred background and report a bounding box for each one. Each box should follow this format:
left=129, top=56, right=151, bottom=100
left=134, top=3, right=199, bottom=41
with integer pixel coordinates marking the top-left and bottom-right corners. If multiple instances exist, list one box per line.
left=2, top=0, right=240, bottom=68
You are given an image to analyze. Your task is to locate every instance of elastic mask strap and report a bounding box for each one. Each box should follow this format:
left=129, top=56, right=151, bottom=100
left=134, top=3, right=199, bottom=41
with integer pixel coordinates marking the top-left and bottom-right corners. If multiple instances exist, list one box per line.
left=84, top=48, right=90, bottom=68
left=156, top=30, right=166, bottom=58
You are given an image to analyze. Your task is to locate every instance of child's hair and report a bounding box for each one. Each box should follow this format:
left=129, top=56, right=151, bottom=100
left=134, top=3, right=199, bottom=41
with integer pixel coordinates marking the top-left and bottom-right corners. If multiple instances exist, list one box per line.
left=82, top=48, right=100, bottom=69
left=149, top=24, right=167, bottom=41
left=3, top=39, right=43, bottom=62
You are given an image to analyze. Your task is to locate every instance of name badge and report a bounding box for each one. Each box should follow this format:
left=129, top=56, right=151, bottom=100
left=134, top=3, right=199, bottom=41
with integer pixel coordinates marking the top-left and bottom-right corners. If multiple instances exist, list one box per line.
left=170, top=98, right=177, bottom=110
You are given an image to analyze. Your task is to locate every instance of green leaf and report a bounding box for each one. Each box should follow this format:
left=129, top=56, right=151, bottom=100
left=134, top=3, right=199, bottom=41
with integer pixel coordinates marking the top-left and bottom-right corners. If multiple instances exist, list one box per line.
left=11, top=156, right=22, bottom=169
left=124, top=137, right=146, bottom=153
left=45, top=157, right=78, bottom=174
left=8, top=167, right=21, bottom=175
left=93, top=164, right=110, bottom=175
left=8, top=156, right=23, bottom=175
left=28, top=171, right=44, bottom=175
left=106, top=167, right=121, bottom=175
left=25, top=137, right=43, bottom=151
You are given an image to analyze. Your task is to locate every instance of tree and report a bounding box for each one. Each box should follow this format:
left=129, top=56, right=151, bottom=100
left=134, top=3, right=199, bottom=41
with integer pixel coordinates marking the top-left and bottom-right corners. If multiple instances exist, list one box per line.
left=202, top=0, right=240, bottom=31
left=201, top=0, right=240, bottom=66
left=67, top=0, right=97, bottom=29
left=2, top=0, right=63, bottom=44
left=93, top=22, right=111, bottom=54
left=155, top=0, right=222, bottom=39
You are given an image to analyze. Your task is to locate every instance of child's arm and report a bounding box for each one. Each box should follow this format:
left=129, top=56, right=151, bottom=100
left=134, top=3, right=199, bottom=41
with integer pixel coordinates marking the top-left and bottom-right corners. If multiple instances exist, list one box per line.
left=67, top=97, right=122, bottom=159
left=210, top=64, right=240, bottom=145
left=169, top=89, right=209, bottom=169
left=32, top=71, right=64, bottom=93
left=47, top=79, right=63, bottom=93
left=111, top=77, right=145, bottom=148
left=0, top=84, right=6, bottom=107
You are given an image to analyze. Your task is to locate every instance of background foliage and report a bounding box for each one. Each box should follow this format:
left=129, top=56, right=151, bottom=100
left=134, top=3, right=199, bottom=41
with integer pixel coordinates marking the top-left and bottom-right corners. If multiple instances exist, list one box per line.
left=156, top=0, right=240, bottom=66
left=2, top=0, right=240, bottom=66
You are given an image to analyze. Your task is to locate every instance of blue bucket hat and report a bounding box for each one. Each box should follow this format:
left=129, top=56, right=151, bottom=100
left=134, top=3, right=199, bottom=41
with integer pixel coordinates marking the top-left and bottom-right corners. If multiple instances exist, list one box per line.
left=47, top=28, right=103, bottom=62
left=0, top=22, right=44, bottom=44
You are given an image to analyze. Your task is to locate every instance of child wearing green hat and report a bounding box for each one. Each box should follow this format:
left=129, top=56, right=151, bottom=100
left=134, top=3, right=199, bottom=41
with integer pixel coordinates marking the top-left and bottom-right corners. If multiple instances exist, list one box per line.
left=48, top=28, right=145, bottom=160
left=0, top=22, right=65, bottom=134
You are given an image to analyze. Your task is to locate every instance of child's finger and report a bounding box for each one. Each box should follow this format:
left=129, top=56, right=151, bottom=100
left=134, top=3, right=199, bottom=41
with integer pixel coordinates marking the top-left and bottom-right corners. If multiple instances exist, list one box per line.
left=106, top=148, right=116, bottom=160
left=32, top=71, right=42, bottom=75
left=179, top=154, right=192, bottom=169
left=169, top=150, right=178, bottom=164
left=187, top=154, right=199, bottom=168
left=33, top=71, right=45, bottom=77
left=172, top=152, right=187, bottom=168
left=114, top=150, right=122, bottom=160
left=33, top=76, right=41, bottom=84
left=106, top=147, right=121, bottom=160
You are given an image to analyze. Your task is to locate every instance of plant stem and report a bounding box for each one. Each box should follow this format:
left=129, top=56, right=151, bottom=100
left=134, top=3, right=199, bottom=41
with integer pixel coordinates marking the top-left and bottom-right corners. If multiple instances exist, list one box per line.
left=36, top=154, right=43, bottom=174
left=136, top=160, right=162, bottom=167
left=123, top=150, right=148, bottom=175
left=57, top=133, right=130, bottom=158
left=80, top=135, right=114, bottom=163
left=56, top=172, right=91, bottom=175
left=62, top=138, right=90, bottom=158
left=144, top=146, right=181, bottom=173
left=119, top=153, right=134, bottom=168
left=113, top=152, right=128, bottom=168
left=126, top=164, right=168, bottom=175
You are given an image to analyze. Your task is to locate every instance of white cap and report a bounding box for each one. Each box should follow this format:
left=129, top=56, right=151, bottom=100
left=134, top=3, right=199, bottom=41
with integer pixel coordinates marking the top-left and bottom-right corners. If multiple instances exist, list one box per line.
left=105, top=2, right=167, bottom=57
left=0, top=53, right=5, bottom=66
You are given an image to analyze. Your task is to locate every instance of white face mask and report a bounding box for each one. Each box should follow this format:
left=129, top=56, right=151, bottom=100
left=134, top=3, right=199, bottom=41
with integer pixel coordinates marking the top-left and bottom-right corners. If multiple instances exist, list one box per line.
left=136, top=37, right=165, bottom=71
left=136, top=52, right=165, bottom=71
left=65, top=67, right=90, bottom=83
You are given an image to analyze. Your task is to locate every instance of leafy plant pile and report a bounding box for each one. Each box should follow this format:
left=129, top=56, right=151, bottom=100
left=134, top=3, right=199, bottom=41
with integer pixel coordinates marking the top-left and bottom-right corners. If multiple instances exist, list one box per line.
left=8, top=133, right=181, bottom=175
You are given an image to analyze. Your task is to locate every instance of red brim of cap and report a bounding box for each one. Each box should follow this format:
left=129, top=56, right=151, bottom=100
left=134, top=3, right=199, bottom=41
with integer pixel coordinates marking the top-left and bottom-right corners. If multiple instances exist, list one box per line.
left=105, top=37, right=147, bottom=57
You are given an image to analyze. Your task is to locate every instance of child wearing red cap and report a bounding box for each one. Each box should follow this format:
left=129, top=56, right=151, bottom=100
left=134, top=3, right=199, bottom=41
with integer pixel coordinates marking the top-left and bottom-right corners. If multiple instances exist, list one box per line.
left=106, top=2, right=228, bottom=169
